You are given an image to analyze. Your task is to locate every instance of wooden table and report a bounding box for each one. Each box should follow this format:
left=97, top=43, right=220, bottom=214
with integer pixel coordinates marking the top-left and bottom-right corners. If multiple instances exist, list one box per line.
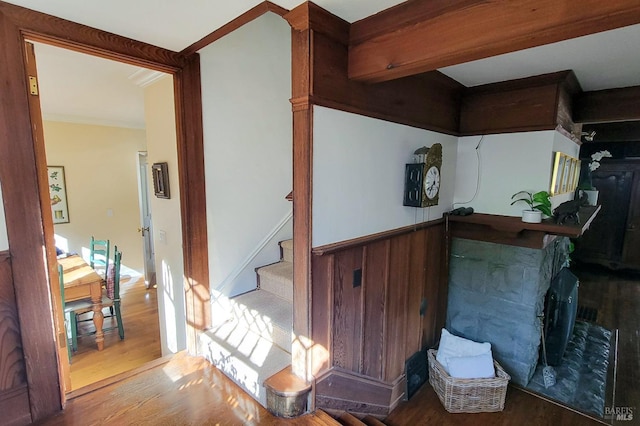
left=58, top=255, right=105, bottom=351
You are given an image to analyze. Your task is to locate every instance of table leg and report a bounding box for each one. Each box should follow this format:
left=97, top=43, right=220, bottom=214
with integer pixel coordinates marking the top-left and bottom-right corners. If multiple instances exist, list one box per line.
left=92, top=303, right=104, bottom=351
left=90, top=284, right=105, bottom=351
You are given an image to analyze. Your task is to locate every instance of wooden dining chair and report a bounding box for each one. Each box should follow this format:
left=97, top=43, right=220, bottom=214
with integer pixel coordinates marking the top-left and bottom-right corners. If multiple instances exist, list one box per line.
left=104, top=247, right=125, bottom=340
left=89, top=236, right=110, bottom=278
left=75, top=246, right=125, bottom=341
left=58, top=264, right=94, bottom=355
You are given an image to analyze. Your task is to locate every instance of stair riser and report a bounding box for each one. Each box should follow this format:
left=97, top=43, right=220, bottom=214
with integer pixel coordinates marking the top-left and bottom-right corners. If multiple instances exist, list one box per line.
left=280, top=239, right=293, bottom=263
left=282, top=247, right=293, bottom=263
left=258, top=274, right=293, bottom=303
left=199, top=327, right=291, bottom=408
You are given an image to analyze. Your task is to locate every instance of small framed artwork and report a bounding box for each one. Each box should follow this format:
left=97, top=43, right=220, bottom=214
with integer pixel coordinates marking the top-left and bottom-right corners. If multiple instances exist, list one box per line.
left=550, top=152, right=564, bottom=196
left=561, top=155, right=572, bottom=193
left=152, top=162, right=170, bottom=199
left=48, top=165, right=70, bottom=224
left=550, top=152, right=580, bottom=195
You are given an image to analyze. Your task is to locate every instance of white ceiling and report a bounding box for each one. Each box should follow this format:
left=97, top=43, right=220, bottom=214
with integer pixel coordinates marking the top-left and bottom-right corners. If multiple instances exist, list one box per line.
left=7, top=0, right=640, bottom=129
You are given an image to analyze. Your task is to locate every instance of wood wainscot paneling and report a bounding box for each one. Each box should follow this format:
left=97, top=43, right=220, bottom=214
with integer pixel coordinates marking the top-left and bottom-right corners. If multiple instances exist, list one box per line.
left=0, top=252, right=31, bottom=426
left=310, top=222, right=448, bottom=417
left=460, top=70, right=582, bottom=137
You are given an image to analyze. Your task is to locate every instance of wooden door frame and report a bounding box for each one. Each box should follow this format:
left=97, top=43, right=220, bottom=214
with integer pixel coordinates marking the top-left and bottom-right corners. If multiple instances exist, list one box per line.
left=0, top=2, right=209, bottom=421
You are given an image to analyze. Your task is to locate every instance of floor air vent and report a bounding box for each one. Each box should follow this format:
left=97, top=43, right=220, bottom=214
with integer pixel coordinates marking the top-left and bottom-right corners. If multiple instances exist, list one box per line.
left=405, top=348, right=428, bottom=400
left=577, top=305, right=598, bottom=323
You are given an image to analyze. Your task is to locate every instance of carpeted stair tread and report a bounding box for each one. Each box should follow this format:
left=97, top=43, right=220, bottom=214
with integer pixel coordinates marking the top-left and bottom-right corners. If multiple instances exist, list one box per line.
left=257, top=261, right=293, bottom=302
left=231, top=289, right=292, bottom=352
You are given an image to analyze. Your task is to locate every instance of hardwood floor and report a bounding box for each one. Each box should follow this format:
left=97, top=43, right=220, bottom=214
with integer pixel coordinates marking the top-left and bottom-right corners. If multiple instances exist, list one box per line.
left=38, top=349, right=605, bottom=426
left=68, top=271, right=162, bottom=391
left=42, top=261, right=635, bottom=425
left=572, top=261, right=640, bottom=424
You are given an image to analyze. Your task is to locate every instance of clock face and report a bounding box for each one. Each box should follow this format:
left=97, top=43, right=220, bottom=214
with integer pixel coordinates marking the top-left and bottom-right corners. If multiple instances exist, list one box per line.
left=424, top=166, right=440, bottom=199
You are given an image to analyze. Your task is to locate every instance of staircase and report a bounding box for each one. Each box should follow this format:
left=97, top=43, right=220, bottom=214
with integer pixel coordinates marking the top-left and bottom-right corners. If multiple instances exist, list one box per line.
left=199, top=239, right=295, bottom=408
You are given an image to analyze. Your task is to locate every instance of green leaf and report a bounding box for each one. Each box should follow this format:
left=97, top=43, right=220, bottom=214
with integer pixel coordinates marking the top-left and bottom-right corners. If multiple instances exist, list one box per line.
left=511, top=191, right=532, bottom=200
left=510, top=198, right=533, bottom=207
left=536, top=204, right=553, bottom=217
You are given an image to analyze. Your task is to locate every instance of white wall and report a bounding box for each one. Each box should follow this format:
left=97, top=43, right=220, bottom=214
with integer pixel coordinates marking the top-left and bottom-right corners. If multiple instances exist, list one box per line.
left=0, top=182, right=8, bottom=251
left=454, top=130, right=580, bottom=216
left=200, top=13, right=292, bottom=298
left=312, top=107, right=458, bottom=247
left=144, top=75, right=186, bottom=355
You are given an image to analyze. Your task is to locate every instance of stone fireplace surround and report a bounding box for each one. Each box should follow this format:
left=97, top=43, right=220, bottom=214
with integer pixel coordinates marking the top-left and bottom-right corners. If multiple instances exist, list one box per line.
left=446, top=236, right=571, bottom=386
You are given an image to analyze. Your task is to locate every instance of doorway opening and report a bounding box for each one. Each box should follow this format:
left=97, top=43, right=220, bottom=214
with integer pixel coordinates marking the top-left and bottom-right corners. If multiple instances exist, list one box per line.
left=28, top=40, right=179, bottom=393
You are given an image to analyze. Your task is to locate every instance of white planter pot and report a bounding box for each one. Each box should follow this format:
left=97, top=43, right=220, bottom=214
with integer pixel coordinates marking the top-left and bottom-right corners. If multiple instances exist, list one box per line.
left=579, top=189, right=599, bottom=206
left=522, top=210, right=542, bottom=223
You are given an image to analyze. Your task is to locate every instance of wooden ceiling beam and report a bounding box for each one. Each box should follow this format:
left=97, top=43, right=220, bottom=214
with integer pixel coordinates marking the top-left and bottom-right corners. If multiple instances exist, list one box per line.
left=348, top=0, right=640, bottom=83
left=574, top=86, right=640, bottom=124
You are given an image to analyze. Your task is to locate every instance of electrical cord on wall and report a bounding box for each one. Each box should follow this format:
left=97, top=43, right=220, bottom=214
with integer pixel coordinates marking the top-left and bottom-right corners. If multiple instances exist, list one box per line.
left=453, top=135, right=484, bottom=209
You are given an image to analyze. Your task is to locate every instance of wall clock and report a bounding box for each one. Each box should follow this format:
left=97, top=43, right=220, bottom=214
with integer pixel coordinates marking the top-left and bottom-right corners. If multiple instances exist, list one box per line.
left=403, top=143, right=442, bottom=208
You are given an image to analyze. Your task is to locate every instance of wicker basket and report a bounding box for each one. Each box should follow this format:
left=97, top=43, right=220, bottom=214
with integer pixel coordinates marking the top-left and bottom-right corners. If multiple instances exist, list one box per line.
left=427, top=349, right=510, bottom=413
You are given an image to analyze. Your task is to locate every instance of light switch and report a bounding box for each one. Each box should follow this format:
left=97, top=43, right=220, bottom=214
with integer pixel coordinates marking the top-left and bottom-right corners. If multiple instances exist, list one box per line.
left=106, top=208, right=113, bottom=217
left=159, top=230, right=166, bottom=243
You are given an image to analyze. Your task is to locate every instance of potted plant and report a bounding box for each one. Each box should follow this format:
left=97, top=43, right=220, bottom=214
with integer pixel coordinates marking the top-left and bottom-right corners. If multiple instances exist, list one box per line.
left=577, top=150, right=612, bottom=206
left=511, top=190, right=552, bottom=223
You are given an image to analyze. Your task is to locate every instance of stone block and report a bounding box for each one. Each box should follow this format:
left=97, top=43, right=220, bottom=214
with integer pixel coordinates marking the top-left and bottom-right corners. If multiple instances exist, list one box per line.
left=451, top=238, right=494, bottom=260
left=521, top=266, right=551, bottom=307
left=449, top=257, right=487, bottom=293
left=486, top=264, right=525, bottom=303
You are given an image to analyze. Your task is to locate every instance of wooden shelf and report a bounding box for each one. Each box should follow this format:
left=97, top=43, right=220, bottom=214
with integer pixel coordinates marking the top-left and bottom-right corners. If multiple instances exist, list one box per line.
left=448, top=205, right=601, bottom=249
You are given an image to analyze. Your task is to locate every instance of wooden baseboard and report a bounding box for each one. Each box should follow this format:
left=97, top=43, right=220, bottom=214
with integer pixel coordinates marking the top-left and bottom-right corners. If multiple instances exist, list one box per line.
left=315, top=368, right=405, bottom=418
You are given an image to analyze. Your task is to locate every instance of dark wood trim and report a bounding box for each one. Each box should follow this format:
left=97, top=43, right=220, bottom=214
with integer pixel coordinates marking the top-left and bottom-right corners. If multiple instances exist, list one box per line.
left=174, top=54, right=210, bottom=353
left=0, top=386, right=31, bottom=426
left=582, top=121, right=640, bottom=143
left=0, top=252, right=31, bottom=425
left=574, top=85, right=640, bottom=124
left=285, top=2, right=349, bottom=44
left=448, top=208, right=601, bottom=249
left=288, top=16, right=314, bottom=378
left=0, top=1, right=184, bottom=72
left=348, top=0, right=640, bottom=83
left=0, top=2, right=208, bottom=420
left=312, top=219, right=444, bottom=256
left=180, top=1, right=289, bottom=55
left=315, top=367, right=405, bottom=418
left=24, top=40, right=72, bottom=399
left=459, top=71, right=582, bottom=136
left=0, top=12, right=61, bottom=421
left=286, top=2, right=462, bottom=135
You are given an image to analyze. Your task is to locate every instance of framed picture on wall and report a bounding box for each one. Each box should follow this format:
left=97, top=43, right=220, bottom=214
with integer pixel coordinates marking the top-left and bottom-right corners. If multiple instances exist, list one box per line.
left=550, top=152, right=563, bottom=195
left=48, top=165, right=70, bottom=224
left=152, top=162, right=170, bottom=199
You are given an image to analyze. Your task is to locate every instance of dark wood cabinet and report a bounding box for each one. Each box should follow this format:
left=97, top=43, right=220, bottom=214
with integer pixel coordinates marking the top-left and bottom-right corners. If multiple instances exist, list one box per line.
left=574, top=160, right=640, bottom=270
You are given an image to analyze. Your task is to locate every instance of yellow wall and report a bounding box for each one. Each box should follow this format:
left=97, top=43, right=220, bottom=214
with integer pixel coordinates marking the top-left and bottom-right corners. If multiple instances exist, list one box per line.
left=44, top=120, right=146, bottom=271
